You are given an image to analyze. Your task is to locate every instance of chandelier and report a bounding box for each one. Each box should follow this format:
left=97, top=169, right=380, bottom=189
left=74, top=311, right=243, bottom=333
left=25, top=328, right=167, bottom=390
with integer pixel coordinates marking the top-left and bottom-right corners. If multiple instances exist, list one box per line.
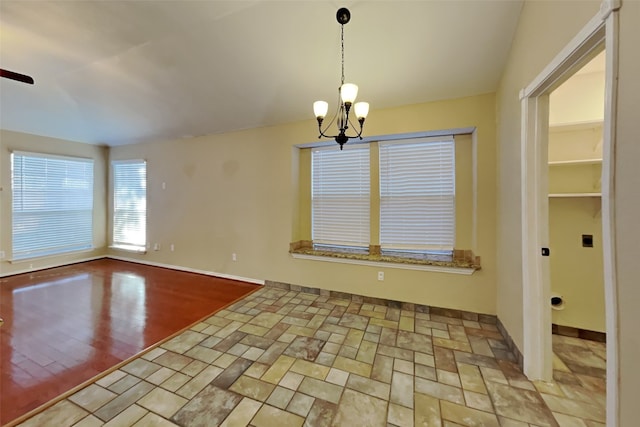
left=313, top=8, right=369, bottom=150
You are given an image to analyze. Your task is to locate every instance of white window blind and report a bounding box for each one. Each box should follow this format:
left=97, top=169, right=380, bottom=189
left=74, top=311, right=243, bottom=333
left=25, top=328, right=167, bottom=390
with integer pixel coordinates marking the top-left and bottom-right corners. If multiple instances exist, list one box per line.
left=11, top=152, right=94, bottom=260
left=312, top=146, right=370, bottom=248
left=112, top=160, right=147, bottom=250
left=379, top=137, right=455, bottom=252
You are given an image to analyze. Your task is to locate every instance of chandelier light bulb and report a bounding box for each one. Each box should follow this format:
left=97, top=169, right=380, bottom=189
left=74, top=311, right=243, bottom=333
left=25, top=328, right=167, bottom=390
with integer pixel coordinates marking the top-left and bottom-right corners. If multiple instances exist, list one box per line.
left=313, top=101, right=329, bottom=119
left=340, top=83, right=358, bottom=105
left=354, top=102, right=369, bottom=119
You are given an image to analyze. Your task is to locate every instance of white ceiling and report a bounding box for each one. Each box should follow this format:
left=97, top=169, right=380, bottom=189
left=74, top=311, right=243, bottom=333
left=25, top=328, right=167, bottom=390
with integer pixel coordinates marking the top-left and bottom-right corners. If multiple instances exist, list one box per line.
left=0, top=1, right=523, bottom=147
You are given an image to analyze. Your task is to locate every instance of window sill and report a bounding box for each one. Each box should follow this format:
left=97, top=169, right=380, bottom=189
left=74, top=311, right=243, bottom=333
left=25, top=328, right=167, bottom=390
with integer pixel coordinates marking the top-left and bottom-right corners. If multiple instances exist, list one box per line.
left=109, top=245, right=147, bottom=254
left=289, top=248, right=480, bottom=275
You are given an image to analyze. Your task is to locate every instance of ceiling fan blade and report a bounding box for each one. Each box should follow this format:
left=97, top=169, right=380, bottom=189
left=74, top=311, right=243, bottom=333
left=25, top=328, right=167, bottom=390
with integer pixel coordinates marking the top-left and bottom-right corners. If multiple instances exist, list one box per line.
left=0, top=69, right=34, bottom=85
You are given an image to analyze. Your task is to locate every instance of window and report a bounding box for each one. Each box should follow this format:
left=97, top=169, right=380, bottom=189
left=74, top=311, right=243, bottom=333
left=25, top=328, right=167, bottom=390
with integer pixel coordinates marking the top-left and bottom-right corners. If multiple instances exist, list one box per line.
left=11, top=151, right=94, bottom=260
left=112, top=160, right=147, bottom=251
left=312, top=146, right=370, bottom=250
left=379, top=138, right=455, bottom=253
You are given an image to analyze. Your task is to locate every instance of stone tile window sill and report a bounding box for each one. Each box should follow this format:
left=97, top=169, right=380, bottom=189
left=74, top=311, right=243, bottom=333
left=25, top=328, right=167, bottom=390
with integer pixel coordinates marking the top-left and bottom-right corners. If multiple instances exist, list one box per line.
left=289, top=244, right=481, bottom=275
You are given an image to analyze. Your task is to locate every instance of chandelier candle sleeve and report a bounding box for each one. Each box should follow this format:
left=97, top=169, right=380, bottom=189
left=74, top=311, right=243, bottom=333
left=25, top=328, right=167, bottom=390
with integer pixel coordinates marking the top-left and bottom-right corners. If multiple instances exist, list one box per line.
left=313, top=7, right=369, bottom=150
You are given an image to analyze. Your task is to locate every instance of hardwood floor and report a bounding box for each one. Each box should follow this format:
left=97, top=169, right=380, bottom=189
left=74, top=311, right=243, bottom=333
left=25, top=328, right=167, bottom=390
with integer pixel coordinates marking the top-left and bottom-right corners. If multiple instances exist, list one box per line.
left=0, top=259, right=259, bottom=425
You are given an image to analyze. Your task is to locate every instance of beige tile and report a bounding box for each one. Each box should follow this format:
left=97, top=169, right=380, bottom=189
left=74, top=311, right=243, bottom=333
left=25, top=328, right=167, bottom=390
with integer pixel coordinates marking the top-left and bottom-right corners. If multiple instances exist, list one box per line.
left=458, top=363, right=487, bottom=394
left=153, top=351, right=193, bottom=371
left=251, top=404, right=304, bottom=427
left=120, top=358, right=161, bottom=379
left=433, top=337, right=473, bottom=353
left=286, top=393, right=315, bottom=417
left=95, top=382, right=154, bottom=422
left=290, top=359, right=330, bottom=380
left=496, top=416, right=529, bottom=427
left=219, top=397, right=262, bottom=427
left=325, top=367, right=350, bottom=387
left=394, top=359, right=414, bottom=375
left=344, top=329, right=365, bottom=348
left=161, top=372, right=191, bottom=392
left=161, top=330, right=207, bottom=354
left=212, top=353, right=238, bottom=369
left=541, top=393, right=605, bottom=423
left=225, top=311, right=254, bottom=323
left=388, top=403, right=414, bottom=427
left=390, top=371, right=414, bottom=409
left=415, top=352, right=435, bottom=368
left=96, top=370, right=127, bottom=388
left=552, top=412, right=590, bottom=426
left=463, top=390, right=494, bottom=412
left=229, top=375, right=276, bottom=401
left=102, top=404, right=148, bottom=427
left=333, top=355, right=372, bottom=377
left=369, top=318, right=399, bottom=329
left=399, top=316, right=415, bottom=332
left=146, top=367, right=176, bottom=386
left=347, top=373, right=390, bottom=400
left=265, top=386, right=295, bottom=409
left=279, top=371, right=305, bottom=390
left=437, top=369, right=461, bottom=388
left=261, top=355, right=296, bottom=384
left=72, top=415, right=103, bottom=427
left=214, top=320, right=244, bottom=339
left=176, top=365, right=224, bottom=399
left=184, top=345, right=222, bottom=364
left=243, top=346, right=266, bottom=361
left=479, top=366, right=509, bottom=385
left=107, top=374, right=141, bottom=394
left=298, top=377, right=343, bottom=404
left=69, top=384, right=117, bottom=412
left=238, top=323, right=271, bottom=336
left=179, top=359, right=208, bottom=377
left=414, top=377, right=464, bottom=405
left=141, top=347, right=167, bottom=361
left=534, top=380, right=566, bottom=397
left=440, top=400, right=500, bottom=427
left=414, top=393, right=442, bottom=427
left=245, top=362, right=270, bottom=379
left=333, top=389, right=388, bottom=427
left=19, top=400, right=88, bottom=427
left=137, top=387, right=187, bottom=418
left=249, top=312, right=285, bottom=329
left=132, top=412, right=179, bottom=427
left=356, top=339, right=378, bottom=364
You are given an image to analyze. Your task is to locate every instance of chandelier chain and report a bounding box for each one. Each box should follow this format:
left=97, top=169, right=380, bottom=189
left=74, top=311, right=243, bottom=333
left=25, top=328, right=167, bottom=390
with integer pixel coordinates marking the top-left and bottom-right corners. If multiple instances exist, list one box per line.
left=341, top=24, right=345, bottom=86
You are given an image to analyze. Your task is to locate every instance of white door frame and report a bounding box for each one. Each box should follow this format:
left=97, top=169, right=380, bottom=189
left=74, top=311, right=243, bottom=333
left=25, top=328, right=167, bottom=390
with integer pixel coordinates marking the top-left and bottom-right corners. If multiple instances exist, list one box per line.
left=519, top=0, right=619, bottom=424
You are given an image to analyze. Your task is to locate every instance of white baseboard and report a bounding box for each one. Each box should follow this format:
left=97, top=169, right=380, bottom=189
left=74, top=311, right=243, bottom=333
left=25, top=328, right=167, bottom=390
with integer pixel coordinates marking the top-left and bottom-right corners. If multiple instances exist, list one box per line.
left=0, top=255, right=105, bottom=277
left=105, top=255, right=265, bottom=285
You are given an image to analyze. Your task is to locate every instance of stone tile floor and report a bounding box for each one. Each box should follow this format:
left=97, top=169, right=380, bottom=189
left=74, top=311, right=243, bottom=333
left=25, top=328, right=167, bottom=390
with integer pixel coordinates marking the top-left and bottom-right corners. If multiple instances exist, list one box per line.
left=15, top=287, right=607, bottom=427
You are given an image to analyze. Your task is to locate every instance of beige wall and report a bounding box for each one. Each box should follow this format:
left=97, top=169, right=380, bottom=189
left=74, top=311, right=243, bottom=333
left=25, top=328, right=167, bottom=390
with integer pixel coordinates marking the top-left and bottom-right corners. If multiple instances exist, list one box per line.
left=549, top=197, right=605, bottom=332
left=0, top=130, right=108, bottom=276
left=109, top=93, right=498, bottom=315
left=495, top=0, right=601, bottom=351
left=550, top=71, right=604, bottom=126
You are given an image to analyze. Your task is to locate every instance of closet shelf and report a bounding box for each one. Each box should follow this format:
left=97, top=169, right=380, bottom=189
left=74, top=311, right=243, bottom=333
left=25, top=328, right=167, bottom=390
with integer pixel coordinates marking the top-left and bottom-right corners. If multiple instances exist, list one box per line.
left=548, top=159, right=602, bottom=166
left=549, top=193, right=601, bottom=198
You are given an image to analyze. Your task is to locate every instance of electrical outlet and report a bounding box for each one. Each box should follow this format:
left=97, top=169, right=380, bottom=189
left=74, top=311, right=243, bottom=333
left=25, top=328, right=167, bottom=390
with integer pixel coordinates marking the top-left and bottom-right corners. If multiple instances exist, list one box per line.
left=153, top=243, right=160, bottom=251
left=232, top=253, right=237, bottom=262
left=377, top=271, right=384, bottom=281
left=0, top=250, right=5, bottom=259
left=170, top=244, right=175, bottom=252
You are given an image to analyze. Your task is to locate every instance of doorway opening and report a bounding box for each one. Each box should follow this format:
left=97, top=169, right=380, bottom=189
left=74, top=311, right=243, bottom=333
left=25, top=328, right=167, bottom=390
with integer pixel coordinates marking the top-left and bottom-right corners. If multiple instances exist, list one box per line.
left=519, top=3, right=619, bottom=426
